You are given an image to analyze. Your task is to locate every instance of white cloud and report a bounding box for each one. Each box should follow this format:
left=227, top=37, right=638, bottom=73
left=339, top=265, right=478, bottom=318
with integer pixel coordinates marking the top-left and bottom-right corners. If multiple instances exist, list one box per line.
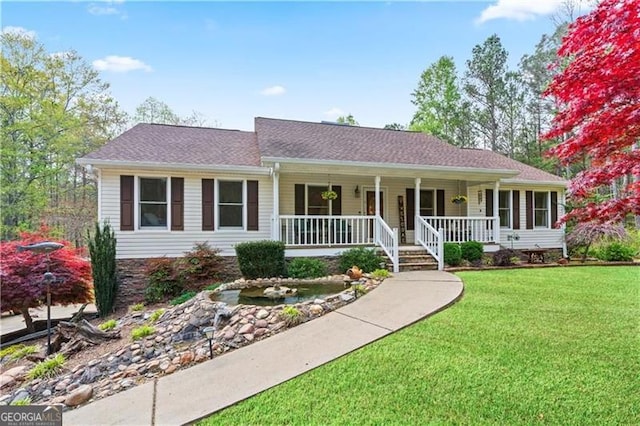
left=475, top=0, right=563, bottom=24
left=87, top=1, right=126, bottom=17
left=1, top=26, right=37, bottom=39
left=324, top=107, right=344, bottom=119
left=92, top=55, right=152, bottom=72
left=260, top=85, right=286, bottom=96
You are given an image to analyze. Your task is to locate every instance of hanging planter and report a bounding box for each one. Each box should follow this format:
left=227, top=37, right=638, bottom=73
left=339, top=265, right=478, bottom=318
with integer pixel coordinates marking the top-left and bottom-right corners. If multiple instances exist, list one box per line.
left=451, top=195, right=467, bottom=205
left=321, top=190, right=338, bottom=200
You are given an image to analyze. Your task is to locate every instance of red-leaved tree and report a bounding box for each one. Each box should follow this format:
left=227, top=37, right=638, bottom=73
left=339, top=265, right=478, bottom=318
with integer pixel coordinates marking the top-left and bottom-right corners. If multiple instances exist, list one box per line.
left=542, top=0, right=640, bottom=223
left=0, top=227, right=93, bottom=333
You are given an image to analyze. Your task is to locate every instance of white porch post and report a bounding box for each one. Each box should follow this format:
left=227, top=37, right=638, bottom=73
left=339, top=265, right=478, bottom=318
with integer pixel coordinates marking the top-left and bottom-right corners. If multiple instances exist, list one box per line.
left=272, top=164, right=280, bottom=241
left=374, top=176, right=381, bottom=243
left=493, top=181, right=500, bottom=244
left=414, top=177, right=421, bottom=245
left=561, top=189, right=568, bottom=258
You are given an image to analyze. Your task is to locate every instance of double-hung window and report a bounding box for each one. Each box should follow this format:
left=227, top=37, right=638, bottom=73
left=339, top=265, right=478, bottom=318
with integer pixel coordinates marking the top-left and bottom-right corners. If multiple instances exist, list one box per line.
left=534, top=191, right=549, bottom=227
left=307, top=185, right=329, bottom=215
left=218, top=180, right=244, bottom=229
left=139, top=177, right=167, bottom=228
left=419, top=190, right=435, bottom=216
left=498, top=190, right=511, bottom=228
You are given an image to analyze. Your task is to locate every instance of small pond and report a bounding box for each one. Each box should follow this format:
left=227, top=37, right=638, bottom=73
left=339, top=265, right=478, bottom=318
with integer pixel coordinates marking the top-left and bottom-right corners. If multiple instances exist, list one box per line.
left=211, top=282, right=349, bottom=306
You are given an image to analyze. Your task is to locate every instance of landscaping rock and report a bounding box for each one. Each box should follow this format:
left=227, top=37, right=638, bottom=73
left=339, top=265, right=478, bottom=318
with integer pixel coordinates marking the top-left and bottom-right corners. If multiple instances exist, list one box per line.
left=256, top=309, right=269, bottom=320
left=65, top=385, right=92, bottom=407
left=238, top=324, right=254, bottom=334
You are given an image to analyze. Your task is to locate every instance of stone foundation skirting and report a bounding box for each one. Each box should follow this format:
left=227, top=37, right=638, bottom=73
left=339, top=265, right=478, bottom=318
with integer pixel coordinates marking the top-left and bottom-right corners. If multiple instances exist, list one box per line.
left=115, top=255, right=344, bottom=309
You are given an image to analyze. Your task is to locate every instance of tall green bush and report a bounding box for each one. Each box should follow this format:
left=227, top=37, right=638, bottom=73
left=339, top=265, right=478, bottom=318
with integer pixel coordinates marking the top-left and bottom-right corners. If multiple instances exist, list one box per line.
left=338, top=247, right=384, bottom=273
left=443, top=243, right=462, bottom=266
left=235, top=240, right=286, bottom=279
left=460, top=241, right=484, bottom=263
left=88, top=221, right=118, bottom=317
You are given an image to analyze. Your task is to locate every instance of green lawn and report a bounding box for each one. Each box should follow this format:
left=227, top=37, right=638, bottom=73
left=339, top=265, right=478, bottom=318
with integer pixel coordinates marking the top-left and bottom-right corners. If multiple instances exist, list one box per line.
left=200, top=267, right=639, bottom=425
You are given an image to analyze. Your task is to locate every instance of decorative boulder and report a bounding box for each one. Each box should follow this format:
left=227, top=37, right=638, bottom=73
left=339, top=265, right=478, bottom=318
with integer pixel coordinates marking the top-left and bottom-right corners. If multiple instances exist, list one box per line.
left=263, top=286, right=297, bottom=299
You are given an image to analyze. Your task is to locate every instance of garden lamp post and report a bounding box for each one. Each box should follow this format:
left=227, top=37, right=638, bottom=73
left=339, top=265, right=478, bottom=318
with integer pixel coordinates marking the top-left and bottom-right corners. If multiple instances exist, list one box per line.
left=202, top=326, right=215, bottom=359
left=17, top=241, right=64, bottom=355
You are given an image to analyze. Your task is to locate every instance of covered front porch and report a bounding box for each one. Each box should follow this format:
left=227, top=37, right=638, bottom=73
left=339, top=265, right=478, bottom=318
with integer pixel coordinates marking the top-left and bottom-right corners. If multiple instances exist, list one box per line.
left=267, top=161, right=514, bottom=272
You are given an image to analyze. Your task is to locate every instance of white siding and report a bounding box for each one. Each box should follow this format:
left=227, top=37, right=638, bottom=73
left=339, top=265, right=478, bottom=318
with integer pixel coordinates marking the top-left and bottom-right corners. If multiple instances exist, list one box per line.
left=466, top=183, right=564, bottom=249
left=100, top=169, right=273, bottom=259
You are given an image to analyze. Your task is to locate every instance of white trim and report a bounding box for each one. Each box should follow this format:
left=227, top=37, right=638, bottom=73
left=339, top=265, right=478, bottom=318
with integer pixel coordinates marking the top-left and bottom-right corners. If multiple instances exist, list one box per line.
left=498, top=189, right=512, bottom=229
left=262, top=156, right=519, bottom=177
left=533, top=190, right=551, bottom=229
left=76, top=158, right=270, bottom=175
left=501, top=178, right=567, bottom=187
left=137, top=176, right=170, bottom=231
left=216, top=179, right=246, bottom=231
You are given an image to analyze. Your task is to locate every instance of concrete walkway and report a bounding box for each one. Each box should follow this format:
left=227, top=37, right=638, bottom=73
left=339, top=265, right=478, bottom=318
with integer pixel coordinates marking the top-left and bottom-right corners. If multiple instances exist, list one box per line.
left=63, top=271, right=463, bottom=426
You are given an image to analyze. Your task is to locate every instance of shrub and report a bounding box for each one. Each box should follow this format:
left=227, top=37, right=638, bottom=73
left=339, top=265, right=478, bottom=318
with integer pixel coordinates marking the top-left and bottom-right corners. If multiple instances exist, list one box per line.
left=288, top=258, right=328, bottom=279
left=131, top=325, right=155, bottom=341
left=144, top=243, right=227, bottom=303
left=371, top=269, right=390, bottom=279
left=149, top=308, right=166, bottom=323
left=88, top=221, right=118, bottom=317
left=144, top=257, right=182, bottom=303
left=130, top=303, right=144, bottom=312
left=338, top=247, right=384, bottom=273
left=175, top=242, right=226, bottom=291
left=98, top=319, right=117, bottom=331
left=493, top=249, right=519, bottom=266
left=279, top=306, right=303, bottom=327
left=169, top=291, right=197, bottom=306
left=235, top=240, right=286, bottom=279
left=443, top=243, right=462, bottom=267
left=27, top=354, right=66, bottom=380
left=460, top=241, right=484, bottom=262
left=598, top=242, right=636, bottom=262
left=566, top=221, right=627, bottom=262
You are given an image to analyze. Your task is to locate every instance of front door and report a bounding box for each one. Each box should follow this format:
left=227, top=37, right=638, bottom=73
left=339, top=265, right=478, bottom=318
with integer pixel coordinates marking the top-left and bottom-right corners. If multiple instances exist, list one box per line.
left=366, top=191, right=384, bottom=218
left=366, top=191, right=384, bottom=242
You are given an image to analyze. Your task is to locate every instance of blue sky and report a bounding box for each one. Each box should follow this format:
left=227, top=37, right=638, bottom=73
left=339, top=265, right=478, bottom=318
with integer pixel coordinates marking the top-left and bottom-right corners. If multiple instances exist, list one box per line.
left=3, top=1, right=574, bottom=131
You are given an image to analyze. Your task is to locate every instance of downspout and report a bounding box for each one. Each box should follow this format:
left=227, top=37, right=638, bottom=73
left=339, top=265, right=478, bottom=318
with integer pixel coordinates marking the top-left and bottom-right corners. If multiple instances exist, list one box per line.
left=414, top=177, right=421, bottom=245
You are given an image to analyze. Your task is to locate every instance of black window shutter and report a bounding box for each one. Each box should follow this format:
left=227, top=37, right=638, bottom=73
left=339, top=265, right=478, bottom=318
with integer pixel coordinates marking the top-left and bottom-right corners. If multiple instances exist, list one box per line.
left=512, top=190, right=520, bottom=230
left=485, top=189, right=494, bottom=217
left=295, top=184, right=305, bottom=215
left=551, top=191, right=558, bottom=228
left=120, top=175, right=134, bottom=231
left=331, top=185, right=342, bottom=215
left=171, top=177, right=184, bottom=231
left=406, top=188, right=415, bottom=230
left=436, top=190, right=445, bottom=216
left=202, top=179, right=215, bottom=231
left=247, top=180, right=259, bottom=231
left=525, top=191, right=533, bottom=229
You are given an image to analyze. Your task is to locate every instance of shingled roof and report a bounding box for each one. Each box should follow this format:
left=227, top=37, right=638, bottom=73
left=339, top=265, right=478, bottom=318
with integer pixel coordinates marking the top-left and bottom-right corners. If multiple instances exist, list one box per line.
left=82, top=123, right=260, bottom=167
left=255, top=117, right=564, bottom=182
left=81, top=118, right=565, bottom=184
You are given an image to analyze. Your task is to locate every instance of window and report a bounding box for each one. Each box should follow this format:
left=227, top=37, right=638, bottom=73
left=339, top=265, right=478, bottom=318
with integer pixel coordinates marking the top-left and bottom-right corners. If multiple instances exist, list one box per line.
left=419, top=190, right=434, bottom=216
left=139, top=178, right=167, bottom=228
left=534, top=191, right=549, bottom=227
left=218, top=181, right=244, bottom=228
left=499, top=190, right=511, bottom=228
left=307, top=185, right=329, bottom=215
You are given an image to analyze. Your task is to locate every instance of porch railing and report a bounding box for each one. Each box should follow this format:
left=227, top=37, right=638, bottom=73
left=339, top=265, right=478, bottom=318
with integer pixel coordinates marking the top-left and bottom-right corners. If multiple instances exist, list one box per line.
left=416, top=217, right=443, bottom=270
left=422, top=216, right=496, bottom=243
left=279, top=215, right=376, bottom=246
left=376, top=216, right=399, bottom=273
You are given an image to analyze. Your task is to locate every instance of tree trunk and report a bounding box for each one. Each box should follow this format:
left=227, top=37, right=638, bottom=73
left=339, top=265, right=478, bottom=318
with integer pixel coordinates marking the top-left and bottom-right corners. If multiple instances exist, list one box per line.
left=20, top=306, right=35, bottom=334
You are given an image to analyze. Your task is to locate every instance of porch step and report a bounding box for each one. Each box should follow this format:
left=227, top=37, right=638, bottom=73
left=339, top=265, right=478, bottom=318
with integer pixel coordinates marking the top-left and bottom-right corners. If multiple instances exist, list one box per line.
left=378, top=247, right=439, bottom=272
